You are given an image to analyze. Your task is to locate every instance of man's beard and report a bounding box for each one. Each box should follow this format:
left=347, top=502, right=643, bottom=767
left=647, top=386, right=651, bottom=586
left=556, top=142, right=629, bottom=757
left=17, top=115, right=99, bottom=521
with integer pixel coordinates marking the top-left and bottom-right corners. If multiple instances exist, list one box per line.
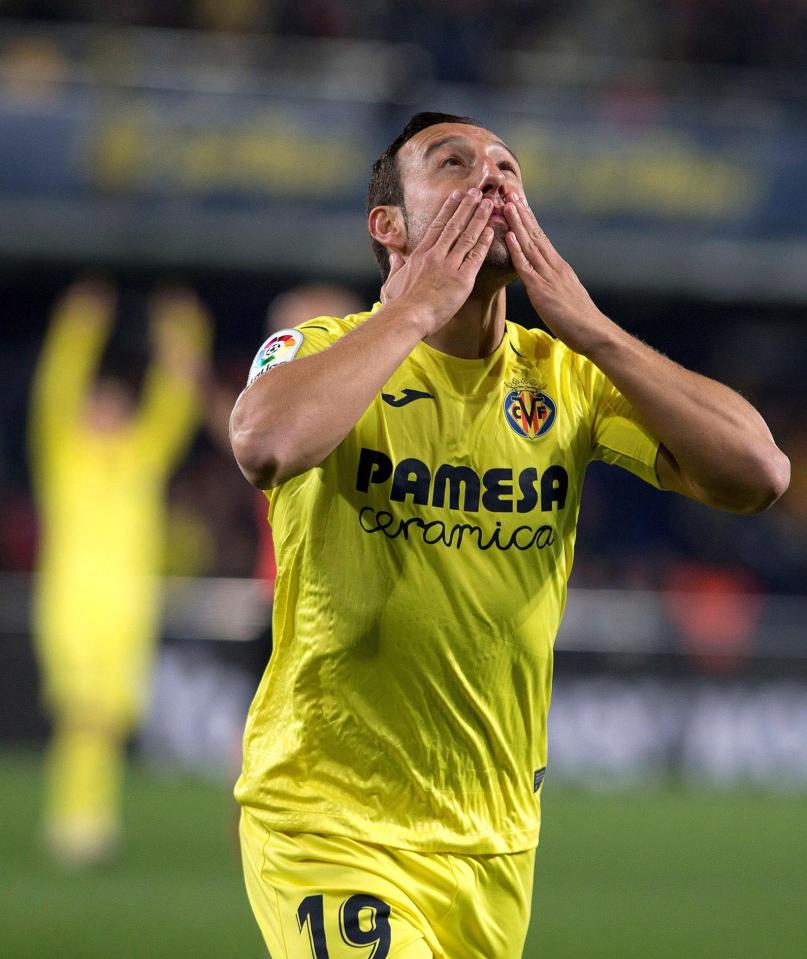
left=403, top=207, right=515, bottom=276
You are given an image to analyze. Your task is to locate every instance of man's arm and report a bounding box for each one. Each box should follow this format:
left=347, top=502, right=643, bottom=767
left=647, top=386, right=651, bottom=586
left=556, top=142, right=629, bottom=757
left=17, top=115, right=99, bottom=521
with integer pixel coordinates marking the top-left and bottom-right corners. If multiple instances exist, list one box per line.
left=135, top=287, right=212, bottom=470
left=503, top=194, right=790, bottom=514
left=230, top=189, right=495, bottom=488
left=29, top=279, right=114, bottom=471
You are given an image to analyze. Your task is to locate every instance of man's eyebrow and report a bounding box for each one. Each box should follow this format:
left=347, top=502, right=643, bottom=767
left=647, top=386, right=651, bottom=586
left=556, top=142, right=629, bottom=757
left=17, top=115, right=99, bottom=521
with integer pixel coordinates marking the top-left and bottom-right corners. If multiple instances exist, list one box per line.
left=422, top=135, right=520, bottom=168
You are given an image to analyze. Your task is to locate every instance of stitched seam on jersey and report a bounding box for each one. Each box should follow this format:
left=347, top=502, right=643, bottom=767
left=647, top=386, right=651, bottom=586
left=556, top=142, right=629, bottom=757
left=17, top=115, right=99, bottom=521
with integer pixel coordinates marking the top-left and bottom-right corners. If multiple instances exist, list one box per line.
left=240, top=797, right=538, bottom=836
left=607, top=449, right=662, bottom=487
left=242, top=803, right=539, bottom=838
left=257, top=821, right=291, bottom=957
left=435, top=852, right=463, bottom=925
left=272, top=884, right=290, bottom=958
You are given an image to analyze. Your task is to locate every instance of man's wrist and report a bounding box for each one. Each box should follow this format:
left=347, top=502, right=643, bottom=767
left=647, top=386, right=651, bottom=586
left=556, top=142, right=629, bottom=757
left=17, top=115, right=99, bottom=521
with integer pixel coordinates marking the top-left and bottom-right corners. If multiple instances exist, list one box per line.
left=574, top=311, right=624, bottom=363
left=377, top=298, right=442, bottom=339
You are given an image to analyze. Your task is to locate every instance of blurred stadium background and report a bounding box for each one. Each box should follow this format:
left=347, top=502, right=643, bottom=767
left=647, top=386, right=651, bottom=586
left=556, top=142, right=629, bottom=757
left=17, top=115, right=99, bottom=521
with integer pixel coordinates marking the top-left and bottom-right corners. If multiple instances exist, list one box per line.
left=1, top=2, right=806, bottom=957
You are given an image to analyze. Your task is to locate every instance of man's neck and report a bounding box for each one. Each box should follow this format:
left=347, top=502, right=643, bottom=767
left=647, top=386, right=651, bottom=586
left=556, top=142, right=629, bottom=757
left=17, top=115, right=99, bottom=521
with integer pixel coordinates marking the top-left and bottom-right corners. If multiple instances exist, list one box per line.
left=423, top=283, right=508, bottom=359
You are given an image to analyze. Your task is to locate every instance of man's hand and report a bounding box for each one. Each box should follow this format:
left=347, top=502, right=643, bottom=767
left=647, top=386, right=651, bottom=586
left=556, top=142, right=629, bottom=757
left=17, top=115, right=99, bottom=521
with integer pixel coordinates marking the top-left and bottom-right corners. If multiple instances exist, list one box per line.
left=149, top=287, right=211, bottom=381
left=503, top=193, right=609, bottom=356
left=380, top=188, right=495, bottom=337
left=58, top=277, right=116, bottom=327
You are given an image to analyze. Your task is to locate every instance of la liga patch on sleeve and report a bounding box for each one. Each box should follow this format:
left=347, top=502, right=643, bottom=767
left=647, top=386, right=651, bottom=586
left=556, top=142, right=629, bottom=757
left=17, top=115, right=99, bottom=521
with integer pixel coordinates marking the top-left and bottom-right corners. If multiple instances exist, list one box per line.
left=246, top=329, right=304, bottom=385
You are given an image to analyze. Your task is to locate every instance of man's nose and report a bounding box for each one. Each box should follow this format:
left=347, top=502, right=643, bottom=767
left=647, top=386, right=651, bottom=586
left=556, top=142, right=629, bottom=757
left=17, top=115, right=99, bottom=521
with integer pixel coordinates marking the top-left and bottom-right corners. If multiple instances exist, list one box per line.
left=477, top=159, right=506, bottom=196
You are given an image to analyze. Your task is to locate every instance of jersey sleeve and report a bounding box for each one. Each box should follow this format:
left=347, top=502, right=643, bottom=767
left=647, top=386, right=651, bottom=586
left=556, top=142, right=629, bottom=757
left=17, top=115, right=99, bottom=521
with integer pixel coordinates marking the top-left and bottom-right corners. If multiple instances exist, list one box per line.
left=577, top=352, right=662, bottom=488
left=244, top=317, right=345, bottom=387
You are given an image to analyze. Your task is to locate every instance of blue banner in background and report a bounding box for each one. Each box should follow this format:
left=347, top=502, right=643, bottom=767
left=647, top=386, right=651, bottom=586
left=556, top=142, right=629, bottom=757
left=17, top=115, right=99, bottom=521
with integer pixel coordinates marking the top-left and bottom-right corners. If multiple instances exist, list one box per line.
left=1, top=82, right=806, bottom=298
left=2, top=86, right=805, bottom=237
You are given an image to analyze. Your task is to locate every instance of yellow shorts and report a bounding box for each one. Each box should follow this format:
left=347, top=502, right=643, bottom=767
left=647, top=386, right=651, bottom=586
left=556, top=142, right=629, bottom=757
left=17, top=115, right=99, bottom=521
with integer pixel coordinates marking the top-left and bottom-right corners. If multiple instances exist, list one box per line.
left=240, top=808, right=535, bottom=959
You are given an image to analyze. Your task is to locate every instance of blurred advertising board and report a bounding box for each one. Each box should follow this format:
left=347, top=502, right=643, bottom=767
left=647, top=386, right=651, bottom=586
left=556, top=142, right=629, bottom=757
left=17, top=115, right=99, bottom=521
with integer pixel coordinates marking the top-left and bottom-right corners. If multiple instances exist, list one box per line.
left=0, top=81, right=806, bottom=297
left=2, top=575, right=807, bottom=787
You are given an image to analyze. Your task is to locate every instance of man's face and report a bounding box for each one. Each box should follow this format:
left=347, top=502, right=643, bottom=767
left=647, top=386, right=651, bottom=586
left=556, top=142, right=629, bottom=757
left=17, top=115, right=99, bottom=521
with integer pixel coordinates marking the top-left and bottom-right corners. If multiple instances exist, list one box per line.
left=396, top=122, right=524, bottom=274
left=84, top=377, right=136, bottom=433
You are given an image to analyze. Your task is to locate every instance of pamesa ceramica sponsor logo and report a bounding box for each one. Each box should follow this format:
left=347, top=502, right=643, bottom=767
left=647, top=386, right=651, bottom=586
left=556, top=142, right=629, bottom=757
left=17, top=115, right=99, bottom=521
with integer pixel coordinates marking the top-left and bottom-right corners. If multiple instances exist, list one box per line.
left=353, top=448, right=568, bottom=553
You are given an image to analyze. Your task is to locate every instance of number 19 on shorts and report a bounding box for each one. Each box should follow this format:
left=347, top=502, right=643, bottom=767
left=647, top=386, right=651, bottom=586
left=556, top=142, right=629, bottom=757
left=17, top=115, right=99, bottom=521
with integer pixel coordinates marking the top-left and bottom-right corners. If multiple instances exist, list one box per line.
left=297, top=894, right=391, bottom=958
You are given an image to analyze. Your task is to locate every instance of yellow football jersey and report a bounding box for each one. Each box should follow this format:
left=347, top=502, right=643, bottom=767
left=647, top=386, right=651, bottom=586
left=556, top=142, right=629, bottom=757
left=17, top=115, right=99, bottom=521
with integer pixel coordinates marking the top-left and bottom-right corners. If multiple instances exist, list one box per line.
left=235, top=304, right=660, bottom=854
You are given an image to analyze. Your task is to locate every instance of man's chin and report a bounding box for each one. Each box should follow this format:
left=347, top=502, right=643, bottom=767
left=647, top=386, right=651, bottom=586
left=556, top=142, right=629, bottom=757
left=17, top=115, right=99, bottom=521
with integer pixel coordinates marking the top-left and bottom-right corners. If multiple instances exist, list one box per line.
left=482, top=236, right=517, bottom=278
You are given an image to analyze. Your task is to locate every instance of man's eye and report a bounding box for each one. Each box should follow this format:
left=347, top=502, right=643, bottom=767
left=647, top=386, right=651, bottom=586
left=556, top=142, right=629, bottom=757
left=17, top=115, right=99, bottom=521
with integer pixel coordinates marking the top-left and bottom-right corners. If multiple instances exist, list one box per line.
left=499, top=161, right=516, bottom=173
left=441, top=156, right=463, bottom=168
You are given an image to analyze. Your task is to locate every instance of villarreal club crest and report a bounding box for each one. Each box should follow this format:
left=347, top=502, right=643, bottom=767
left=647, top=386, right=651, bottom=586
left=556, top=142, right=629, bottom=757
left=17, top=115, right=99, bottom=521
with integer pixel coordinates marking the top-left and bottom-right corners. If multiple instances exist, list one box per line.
left=503, top=378, right=556, bottom=440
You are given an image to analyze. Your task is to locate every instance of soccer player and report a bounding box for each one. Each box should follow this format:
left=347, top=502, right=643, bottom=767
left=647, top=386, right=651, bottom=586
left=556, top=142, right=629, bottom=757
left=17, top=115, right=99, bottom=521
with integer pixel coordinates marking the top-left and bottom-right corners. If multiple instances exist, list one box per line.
left=230, top=113, right=789, bottom=957
left=30, top=279, right=210, bottom=866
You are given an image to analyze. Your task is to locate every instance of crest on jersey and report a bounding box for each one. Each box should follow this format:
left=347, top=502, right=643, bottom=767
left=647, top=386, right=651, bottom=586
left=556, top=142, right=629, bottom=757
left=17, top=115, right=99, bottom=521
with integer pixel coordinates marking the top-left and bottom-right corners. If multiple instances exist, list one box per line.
left=247, top=329, right=304, bottom=386
left=503, top=378, right=556, bottom=439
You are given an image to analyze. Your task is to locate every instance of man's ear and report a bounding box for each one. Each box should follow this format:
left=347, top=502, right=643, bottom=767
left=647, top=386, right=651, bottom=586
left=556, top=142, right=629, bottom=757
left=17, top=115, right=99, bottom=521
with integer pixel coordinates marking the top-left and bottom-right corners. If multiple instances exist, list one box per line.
left=368, top=205, right=407, bottom=255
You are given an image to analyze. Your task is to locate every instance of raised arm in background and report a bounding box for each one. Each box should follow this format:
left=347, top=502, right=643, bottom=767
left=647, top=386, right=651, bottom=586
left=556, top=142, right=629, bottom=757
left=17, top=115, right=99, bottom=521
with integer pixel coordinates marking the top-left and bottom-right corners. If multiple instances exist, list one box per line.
left=135, top=287, right=212, bottom=471
left=29, top=279, right=116, bottom=489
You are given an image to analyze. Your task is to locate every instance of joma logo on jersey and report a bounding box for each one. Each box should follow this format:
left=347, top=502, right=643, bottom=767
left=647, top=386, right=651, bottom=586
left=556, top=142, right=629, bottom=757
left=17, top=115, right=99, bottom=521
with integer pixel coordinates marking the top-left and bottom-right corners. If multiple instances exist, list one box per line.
left=503, top=379, right=556, bottom=440
left=356, top=448, right=568, bottom=514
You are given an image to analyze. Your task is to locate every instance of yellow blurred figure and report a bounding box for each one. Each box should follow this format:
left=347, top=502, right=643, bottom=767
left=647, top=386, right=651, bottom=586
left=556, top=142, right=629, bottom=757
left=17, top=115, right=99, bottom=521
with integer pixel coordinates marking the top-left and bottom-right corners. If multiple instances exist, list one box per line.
left=29, top=279, right=211, bottom=866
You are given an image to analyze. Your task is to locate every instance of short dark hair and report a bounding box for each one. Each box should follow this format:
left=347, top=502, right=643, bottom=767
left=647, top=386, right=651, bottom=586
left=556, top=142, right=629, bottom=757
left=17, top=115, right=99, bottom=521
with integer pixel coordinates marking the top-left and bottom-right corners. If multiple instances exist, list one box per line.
left=367, top=111, right=478, bottom=280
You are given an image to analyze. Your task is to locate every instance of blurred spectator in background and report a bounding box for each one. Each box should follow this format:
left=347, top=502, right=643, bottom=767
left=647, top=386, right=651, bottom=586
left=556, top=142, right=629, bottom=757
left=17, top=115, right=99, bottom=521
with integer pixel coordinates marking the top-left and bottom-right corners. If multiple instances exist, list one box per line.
left=28, top=278, right=211, bottom=866
left=662, top=560, right=763, bottom=675
left=264, top=284, right=365, bottom=337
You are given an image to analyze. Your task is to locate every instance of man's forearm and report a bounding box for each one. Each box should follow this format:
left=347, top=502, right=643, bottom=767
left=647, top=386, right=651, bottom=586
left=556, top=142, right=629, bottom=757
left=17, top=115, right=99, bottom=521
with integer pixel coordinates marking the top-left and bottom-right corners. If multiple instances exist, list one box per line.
left=584, top=315, right=790, bottom=512
left=229, top=302, right=427, bottom=488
